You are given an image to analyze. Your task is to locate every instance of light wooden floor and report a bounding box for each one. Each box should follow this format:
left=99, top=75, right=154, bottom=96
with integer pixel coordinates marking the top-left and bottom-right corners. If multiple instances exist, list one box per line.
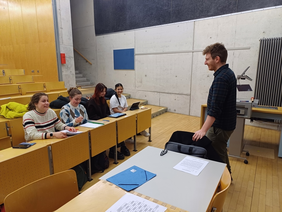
left=81, top=112, right=282, bottom=212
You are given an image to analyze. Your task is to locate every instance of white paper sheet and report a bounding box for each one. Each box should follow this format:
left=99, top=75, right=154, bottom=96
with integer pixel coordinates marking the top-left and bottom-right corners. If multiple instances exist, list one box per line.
left=106, top=193, right=167, bottom=212
left=173, top=155, right=209, bottom=176
left=60, top=130, right=83, bottom=136
left=80, top=122, right=104, bottom=128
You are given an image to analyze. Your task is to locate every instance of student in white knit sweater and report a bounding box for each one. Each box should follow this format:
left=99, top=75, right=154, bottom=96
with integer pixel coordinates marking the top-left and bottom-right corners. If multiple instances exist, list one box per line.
left=60, top=87, right=88, bottom=127
left=23, top=93, right=76, bottom=142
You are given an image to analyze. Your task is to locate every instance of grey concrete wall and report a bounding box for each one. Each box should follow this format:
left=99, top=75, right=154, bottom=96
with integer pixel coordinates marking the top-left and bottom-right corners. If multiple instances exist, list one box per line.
left=56, top=0, right=76, bottom=89
left=94, top=7, right=282, bottom=116
left=70, top=0, right=97, bottom=85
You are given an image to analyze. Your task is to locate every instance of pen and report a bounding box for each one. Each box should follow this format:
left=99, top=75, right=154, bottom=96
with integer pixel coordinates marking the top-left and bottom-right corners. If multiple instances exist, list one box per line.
left=103, top=120, right=110, bottom=122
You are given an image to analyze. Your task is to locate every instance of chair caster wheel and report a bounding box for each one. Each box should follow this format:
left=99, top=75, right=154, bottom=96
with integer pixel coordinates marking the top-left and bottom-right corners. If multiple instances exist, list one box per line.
left=246, top=152, right=250, bottom=156
left=244, top=160, right=248, bottom=164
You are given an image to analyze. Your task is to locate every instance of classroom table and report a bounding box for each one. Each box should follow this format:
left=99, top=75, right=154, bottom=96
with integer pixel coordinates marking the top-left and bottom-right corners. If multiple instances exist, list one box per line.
left=0, top=119, right=10, bottom=150
left=201, top=104, right=282, bottom=157
left=36, top=132, right=90, bottom=175
left=56, top=180, right=187, bottom=212
left=100, top=146, right=226, bottom=212
left=0, top=144, right=50, bottom=204
left=130, top=107, right=152, bottom=151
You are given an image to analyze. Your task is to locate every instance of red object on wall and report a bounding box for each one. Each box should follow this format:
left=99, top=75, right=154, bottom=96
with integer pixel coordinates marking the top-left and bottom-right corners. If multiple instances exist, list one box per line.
left=60, top=53, right=66, bottom=64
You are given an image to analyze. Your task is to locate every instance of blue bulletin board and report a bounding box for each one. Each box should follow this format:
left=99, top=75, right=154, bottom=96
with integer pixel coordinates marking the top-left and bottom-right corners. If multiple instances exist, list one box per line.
left=114, top=48, right=134, bottom=70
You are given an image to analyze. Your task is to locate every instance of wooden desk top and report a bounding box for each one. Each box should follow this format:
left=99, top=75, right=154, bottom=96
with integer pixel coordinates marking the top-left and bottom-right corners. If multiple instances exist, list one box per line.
left=56, top=180, right=187, bottom=212
left=101, top=146, right=225, bottom=212
left=0, top=143, right=48, bottom=162
left=201, top=104, right=282, bottom=115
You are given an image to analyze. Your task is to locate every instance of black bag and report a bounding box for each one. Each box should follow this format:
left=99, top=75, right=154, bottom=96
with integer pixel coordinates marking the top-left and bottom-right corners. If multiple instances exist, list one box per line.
left=90, top=151, right=109, bottom=174
left=165, top=141, right=207, bottom=158
left=105, top=88, right=115, bottom=100
left=161, top=131, right=223, bottom=162
left=71, top=164, right=88, bottom=191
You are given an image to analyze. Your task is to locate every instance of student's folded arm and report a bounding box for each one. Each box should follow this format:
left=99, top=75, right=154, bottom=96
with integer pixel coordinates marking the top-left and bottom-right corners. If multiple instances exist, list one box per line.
left=113, top=107, right=122, bottom=113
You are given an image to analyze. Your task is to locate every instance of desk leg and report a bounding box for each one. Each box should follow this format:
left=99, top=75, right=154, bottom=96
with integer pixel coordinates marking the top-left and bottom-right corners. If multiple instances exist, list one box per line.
left=229, top=117, right=248, bottom=164
left=87, top=132, right=93, bottom=181
left=133, top=135, right=137, bottom=152
left=114, top=124, right=118, bottom=164
left=113, top=145, right=118, bottom=164
left=278, top=130, right=282, bottom=157
left=48, top=146, right=54, bottom=174
left=148, top=127, right=152, bottom=142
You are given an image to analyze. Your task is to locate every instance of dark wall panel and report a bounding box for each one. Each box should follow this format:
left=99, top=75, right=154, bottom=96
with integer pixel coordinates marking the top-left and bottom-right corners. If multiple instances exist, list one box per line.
left=94, top=0, right=282, bottom=35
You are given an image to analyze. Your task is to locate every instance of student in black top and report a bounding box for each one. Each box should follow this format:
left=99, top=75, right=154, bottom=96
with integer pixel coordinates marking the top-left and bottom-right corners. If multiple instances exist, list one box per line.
left=192, top=43, right=236, bottom=175
left=86, top=83, right=130, bottom=160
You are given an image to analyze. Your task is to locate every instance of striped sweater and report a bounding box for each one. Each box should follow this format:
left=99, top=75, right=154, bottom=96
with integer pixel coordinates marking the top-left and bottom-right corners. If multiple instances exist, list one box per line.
left=23, top=109, right=66, bottom=141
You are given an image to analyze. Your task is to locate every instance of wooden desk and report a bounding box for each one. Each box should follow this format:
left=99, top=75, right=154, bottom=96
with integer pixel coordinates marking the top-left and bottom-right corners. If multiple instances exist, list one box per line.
left=56, top=180, right=187, bottom=212
left=36, top=132, right=90, bottom=174
left=201, top=104, right=282, bottom=157
left=77, top=120, right=117, bottom=165
left=115, top=111, right=137, bottom=144
left=0, top=144, right=50, bottom=204
left=88, top=121, right=116, bottom=157
left=0, top=119, right=10, bottom=150
left=100, top=146, right=226, bottom=212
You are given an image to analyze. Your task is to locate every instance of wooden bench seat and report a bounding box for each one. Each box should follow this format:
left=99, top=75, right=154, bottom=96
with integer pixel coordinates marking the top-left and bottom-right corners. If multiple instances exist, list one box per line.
left=19, top=82, right=46, bottom=95
left=0, top=76, right=11, bottom=85
left=45, top=81, right=66, bottom=92
left=2, top=69, right=25, bottom=76
left=0, top=85, right=21, bottom=97
left=10, top=75, right=34, bottom=84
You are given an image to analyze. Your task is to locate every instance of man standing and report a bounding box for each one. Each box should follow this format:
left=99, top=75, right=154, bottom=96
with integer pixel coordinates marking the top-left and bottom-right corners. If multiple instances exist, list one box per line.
left=192, top=43, right=236, bottom=174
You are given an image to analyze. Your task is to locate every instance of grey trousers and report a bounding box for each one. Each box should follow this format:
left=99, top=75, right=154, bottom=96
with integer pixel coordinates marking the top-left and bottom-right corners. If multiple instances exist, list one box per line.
left=206, top=127, right=233, bottom=174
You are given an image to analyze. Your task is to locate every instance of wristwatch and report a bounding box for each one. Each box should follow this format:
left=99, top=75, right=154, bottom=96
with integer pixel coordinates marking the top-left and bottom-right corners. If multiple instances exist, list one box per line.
left=50, top=133, right=53, bottom=138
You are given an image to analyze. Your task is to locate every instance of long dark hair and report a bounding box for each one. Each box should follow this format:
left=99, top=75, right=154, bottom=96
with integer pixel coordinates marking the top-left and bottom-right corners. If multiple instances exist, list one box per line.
left=92, top=83, right=107, bottom=105
left=28, top=93, right=48, bottom=111
left=114, top=83, right=123, bottom=105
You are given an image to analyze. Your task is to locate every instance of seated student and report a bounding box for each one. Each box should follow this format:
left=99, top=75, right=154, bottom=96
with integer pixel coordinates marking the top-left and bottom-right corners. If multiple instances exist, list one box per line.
left=86, top=83, right=130, bottom=160
left=110, top=83, right=150, bottom=137
left=23, top=92, right=76, bottom=142
left=60, top=87, right=88, bottom=126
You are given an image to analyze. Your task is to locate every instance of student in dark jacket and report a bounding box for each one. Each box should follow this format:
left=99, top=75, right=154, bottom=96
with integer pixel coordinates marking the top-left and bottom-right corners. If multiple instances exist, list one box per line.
left=86, top=83, right=130, bottom=160
left=87, top=83, right=110, bottom=120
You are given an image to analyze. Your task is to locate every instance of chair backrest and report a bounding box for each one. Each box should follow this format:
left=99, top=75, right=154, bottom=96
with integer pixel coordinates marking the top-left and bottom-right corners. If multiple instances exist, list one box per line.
left=0, top=84, right=21, bottom=97
left=20, top=82, right=46, bottom=95
left=9, top=118, right=25, bottom=146
left=208, top=167, right=231, bottom=212
left=45, top=81, right=66, bottom=92
left=10, top=75, right=34, bottom=84
left=4, top=170, right=79, bottom=212
left=2, top=69, right=25, bottom=76
left=0, top=76, right=11, bottom=85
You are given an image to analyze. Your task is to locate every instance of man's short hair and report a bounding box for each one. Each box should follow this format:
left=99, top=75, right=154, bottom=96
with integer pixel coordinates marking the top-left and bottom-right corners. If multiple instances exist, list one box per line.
left=203, top=43, right=228, bottom=63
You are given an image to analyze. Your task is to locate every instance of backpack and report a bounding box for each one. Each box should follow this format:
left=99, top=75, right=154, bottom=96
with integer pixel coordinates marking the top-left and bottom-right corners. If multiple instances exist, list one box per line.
left=71, top=164, right=88, bottom=191
left=163, top=141, right=207, bottom=158
left=105, top=88, right=115, bottom=100
left=161, top=131, right=223, bottom=162
left=90, top=151, right=109, bottom=175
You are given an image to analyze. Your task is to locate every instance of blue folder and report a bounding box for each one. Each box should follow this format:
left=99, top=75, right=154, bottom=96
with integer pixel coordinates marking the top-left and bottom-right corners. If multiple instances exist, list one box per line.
left=106, top=165, right=156, bottom=191
left=108, top=113, right=126, bottom=118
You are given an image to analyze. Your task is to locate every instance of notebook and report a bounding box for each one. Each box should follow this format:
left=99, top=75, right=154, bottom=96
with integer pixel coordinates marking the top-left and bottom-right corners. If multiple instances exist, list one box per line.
left=129, top=102, right=140, bottom=111
left=108, top=113, right=126, bottom=118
